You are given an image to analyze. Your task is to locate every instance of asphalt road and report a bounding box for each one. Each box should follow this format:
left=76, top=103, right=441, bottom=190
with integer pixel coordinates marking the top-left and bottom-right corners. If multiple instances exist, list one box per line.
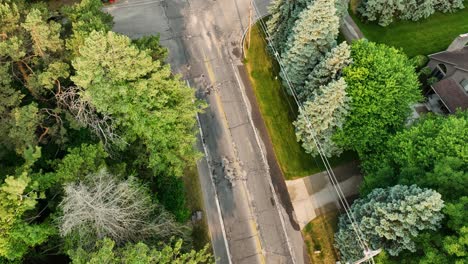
left=105, top=1, right=307, bottom=263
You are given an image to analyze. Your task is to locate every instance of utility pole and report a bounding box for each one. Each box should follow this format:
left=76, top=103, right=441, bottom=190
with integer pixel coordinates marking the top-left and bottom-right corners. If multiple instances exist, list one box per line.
left=247, top=0, right=253, bottom=49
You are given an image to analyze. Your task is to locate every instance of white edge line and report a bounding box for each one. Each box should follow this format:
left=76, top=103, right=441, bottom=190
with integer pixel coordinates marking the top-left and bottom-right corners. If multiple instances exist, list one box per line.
left=187, top=80, right=233, bottom=264
left=229, top=63, right=297, bottom=264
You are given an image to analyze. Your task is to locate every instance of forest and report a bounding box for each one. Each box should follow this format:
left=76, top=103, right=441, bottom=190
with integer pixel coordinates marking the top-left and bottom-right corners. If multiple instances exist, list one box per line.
left=0, top=0, right=212, bottom=263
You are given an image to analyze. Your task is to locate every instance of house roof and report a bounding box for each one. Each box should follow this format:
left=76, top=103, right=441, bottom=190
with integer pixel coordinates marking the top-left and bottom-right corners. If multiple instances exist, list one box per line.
left=431, top=78, right=468, bottom=113
left=429, top=46, right=468, bottom=71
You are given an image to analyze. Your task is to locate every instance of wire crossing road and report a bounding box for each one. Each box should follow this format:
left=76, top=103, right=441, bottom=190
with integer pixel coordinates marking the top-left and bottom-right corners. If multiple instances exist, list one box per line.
left=105, top=0, right=308, bottom=263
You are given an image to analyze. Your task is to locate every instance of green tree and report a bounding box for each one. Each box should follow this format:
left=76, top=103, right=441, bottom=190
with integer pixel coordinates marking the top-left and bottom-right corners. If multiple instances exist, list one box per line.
left=71, top=31, right=199, bottom=176
left=6, top=103, right=42, bottom=155
left=0, top=148, right=55, bottom=262
left=266, top=0, right=311, bottom=55
left=336, top=40, right=422, bottom=157
left=54, top=143, right=108, bottom=183
left=68, top=238, right=213, bottom=264
left=294, top=78, right=350, bottom=157
left=361, top=112, right=468, bottom=197
left=335, top=185, right=444, bottom=262
left=358, top=0, right=465, bottom=26
left=280, top=0, right=339, bottom=89
left=298, top=41, right=351, bottom=101
left=63, top=0, right=113, bottom=57
left=133, top=35, right=168, bottom=62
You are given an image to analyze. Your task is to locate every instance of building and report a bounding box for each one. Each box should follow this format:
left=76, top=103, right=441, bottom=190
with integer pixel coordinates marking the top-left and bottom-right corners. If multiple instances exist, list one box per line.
left=425, top=33, right=468, bottom=114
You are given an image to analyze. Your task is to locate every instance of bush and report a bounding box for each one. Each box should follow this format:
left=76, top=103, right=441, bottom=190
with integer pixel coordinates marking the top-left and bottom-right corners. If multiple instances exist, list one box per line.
left=155, top=174, right=190, bottom=222
left=410, top=55, right=429, bottom=70
left=419, top=66, right=433, bottom=77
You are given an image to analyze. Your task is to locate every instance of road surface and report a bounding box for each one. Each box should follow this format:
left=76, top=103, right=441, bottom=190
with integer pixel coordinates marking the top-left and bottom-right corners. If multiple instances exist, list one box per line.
left=105, top=0, right=308, bottom=263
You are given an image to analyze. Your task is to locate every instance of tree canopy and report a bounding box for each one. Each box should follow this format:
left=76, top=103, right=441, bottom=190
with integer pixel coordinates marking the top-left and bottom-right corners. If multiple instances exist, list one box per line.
left=359, top=112, right=468, bottom=263
left=336, top=40, right=422, bottom=157
left=335, top=185, right=444, bottom=262
left=280, top=0, right=339, bottom=89
left=68, top=238, right=213, bottom=264
left=0, top=0, right=205, bottom=262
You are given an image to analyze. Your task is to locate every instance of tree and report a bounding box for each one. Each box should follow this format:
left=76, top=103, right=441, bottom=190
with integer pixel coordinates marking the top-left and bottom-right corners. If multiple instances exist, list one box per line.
left=294, top=78, right=350, bottom=157
left=267, top=0, right=348, bottom=56
left=298, top=41, right=351, bottom=101
left=361, top=112, right=468, bottom=197
left=335, top=185, right=444, bottom=262
left=62, top=0, right=113, bottom=57
left=68, top=238, right=214, bottom=264
left=0, top=148, right=55, bottom=262
left=280, top=0, right=339, bottom=89
left=59, top=169, right=187, bottom=249
left=266, top=0, right=311, bottom=55
left=358, top=0, right=465, bottom=26
left=359, top=112, right=467, bottom=264
left=133, top=35, right=168, bottom=62
left=71, top=31, right=199, bottom=176
left=336, top=40, right=422, bottom=157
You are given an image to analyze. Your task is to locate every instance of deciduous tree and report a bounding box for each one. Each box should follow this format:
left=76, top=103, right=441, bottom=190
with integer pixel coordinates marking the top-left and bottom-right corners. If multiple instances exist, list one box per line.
left=71, top=31, right=199, bottom=176
left=68, top=238, right=213, bottom=264
left=59, top=169, right=187, bottom=248
left=336, top=40, right=422, bottom=157
left=0, top=148, right=55, bottom=262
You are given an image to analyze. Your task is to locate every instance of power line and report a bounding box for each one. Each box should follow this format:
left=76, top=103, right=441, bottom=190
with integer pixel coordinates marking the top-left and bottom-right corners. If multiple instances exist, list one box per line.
left=249, top=2, right=375, bottom=263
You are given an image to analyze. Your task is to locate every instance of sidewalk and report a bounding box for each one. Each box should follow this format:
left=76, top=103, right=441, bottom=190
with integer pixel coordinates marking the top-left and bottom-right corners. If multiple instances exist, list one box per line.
left=286, top=161, right=362, bottom=229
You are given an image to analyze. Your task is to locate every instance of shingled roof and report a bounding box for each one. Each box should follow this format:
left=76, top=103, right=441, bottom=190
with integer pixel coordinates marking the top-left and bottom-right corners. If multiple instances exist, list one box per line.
left=432, top=79, right=468, bottom=113
left=429, top=46, right=468, bottom=71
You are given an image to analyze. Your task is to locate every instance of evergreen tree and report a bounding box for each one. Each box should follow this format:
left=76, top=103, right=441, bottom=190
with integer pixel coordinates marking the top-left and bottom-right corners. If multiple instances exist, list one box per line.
left=294, top=78, right=350, bottom=157
left=335, top=185, right=444, bottom=262
left=298, top=41, right=351, bottom=101
left=266, top=0, right=310, bottom=55
left=280, top=0, right=339, bottom=89
left=358, top=0, right=465, bottom=26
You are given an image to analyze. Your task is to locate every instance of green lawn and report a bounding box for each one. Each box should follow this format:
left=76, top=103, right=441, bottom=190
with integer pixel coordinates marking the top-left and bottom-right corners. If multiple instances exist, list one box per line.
left=244, top=25, right=356, bottom=180
left=350, top=1, right=468, bottom=57
left=302, top=211, right=339, bottom=264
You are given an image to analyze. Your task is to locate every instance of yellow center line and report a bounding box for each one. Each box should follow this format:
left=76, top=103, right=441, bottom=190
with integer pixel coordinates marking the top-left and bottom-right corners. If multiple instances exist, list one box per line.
left=202, top=47, right=266, bottom=263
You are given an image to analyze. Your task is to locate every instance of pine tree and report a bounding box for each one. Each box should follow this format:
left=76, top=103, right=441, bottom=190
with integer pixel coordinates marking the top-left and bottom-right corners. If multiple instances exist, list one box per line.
left=335, top=185, right=444, bottom=262
left=298, top=41, right=351, bottom=101
left=280, top=0, right=339, bottom=89
left=266, top=0, right=310, bottom=55
left=294, top=78, right=350, bottom=158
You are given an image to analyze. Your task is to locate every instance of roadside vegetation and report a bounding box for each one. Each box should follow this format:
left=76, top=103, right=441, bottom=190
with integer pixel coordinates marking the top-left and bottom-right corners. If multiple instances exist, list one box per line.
left=243, top=24, right=356, bottom=180
left=350, top=0, right=468, bottom=57
left=0, top=0, right=212, bottom=263
left=302, top=211, right=339, bottom=264
left=261, top=0, right=467, bottom=262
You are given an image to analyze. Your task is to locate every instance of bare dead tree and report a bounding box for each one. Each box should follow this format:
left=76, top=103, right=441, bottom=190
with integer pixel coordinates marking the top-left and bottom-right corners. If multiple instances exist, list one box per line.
left=55, top=86, right=126, bottom=150
left=58, top=169, right=188, bottom=246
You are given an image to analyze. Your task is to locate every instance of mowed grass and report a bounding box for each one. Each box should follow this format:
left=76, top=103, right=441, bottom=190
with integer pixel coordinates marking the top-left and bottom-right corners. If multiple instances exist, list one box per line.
left=350, top=1, right=468, bottom=57
left=302, top=211, right=340, bottom=264
left=243, top=24, right=356, bottom=180
left=183, top=165, right=211, bottom=251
